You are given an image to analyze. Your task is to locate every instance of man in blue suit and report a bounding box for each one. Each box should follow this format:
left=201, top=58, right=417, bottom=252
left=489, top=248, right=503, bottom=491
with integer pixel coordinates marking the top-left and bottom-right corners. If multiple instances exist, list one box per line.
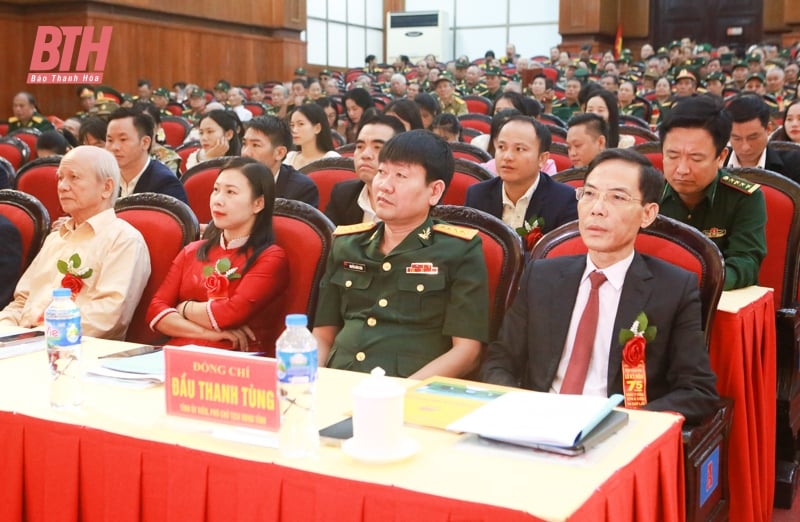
left=106, top=107, right=188, bottom=204
left=465, top=115, right=577, bottom=237
left=241, top=115, right=319, bottom=207
left=0, top=215, right=22, bottom=308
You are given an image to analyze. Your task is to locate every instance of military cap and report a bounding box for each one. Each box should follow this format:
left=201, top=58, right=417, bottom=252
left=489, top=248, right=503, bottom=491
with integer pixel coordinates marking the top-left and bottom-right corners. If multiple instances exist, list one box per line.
left=706, top=71, right=725, bottom=83
left=434, top=71, right=456, bottom=84
left=696, top=43, right=713, bottom=53
left=153, top=87, right=170, bottom=98
left=746, top=72, right=765, bottom=84
left=668, top=40, right=681, bottom=49
left=484, top=66, right=502, bottom=76
left=455, top=57, right=470, bottom=68
left=616, top=55, right=632, bottom=64
left=643, top=70, right=660, bottom=80
left=189, top=87, right=205, bottom=98
left=675, top=69, right=697, bottom=83
left=320, top=69, right=332, bottom=76
left=214, top=80, right=231, bottom=91
left=746, top=53, right=762, bottom=63
left=294, top=67, right=307, bottom=76
left=574, top=68, right=589, bottom=79
left=121, top=93, right=134, bottom=103
left=92, top=100, right=119, bottom=116
left=78, top=87, right=95, bottom=98
left=732, top=61, right=748, bottom=70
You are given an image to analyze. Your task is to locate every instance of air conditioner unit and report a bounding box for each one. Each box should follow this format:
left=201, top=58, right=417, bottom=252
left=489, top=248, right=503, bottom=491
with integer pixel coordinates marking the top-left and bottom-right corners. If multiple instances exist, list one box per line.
left=386, top=11, right=452, bottom=64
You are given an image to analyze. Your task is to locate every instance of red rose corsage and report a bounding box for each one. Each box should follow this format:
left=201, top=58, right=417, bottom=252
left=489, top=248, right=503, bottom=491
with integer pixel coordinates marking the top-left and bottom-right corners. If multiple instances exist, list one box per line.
left=56, top=253, right=93, bottom=299
left=515, top=216, right=545, bottom=251
left=202, top=257, right=241, bottom=300
left=618, top=312, right=657, bottom=409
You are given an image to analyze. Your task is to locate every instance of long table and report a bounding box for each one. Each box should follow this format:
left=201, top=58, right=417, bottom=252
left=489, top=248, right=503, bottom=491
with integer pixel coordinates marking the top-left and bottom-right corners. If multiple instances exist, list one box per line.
left=0, top=333, right=687, bottom=522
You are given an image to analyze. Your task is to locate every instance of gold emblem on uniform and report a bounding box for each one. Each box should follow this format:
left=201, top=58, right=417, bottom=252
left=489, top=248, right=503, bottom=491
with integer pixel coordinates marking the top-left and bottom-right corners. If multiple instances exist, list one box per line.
left=431, top=223, right=478, bottom=240
left=418, top=227, right=431, bottom=240
left=333, top=222, right=377, bottom=236
left=704, top=227, right=727, bottom=238
left=355, top=352, right=366, bottom=362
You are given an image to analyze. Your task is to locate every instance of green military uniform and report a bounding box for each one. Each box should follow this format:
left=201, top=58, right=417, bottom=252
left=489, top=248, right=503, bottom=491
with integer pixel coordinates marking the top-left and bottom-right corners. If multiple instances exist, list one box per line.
left=183, top=109, right=203, bottom=127
left=551, top=99, right=581, bottom=123
left=659, top=170, right=766, bottom=290
left=650, top=99, right=673, bottom=125
left=8, top=112, right=54, bottom=133
left=315, top=217, right=490, bottom=377
left=439, top=95, right=468, bottom=116
left=462, top=80, right=487, bottom=97
left=620, top=101, right=647, bottom=121
left=482, top=87, right=503, bottom=102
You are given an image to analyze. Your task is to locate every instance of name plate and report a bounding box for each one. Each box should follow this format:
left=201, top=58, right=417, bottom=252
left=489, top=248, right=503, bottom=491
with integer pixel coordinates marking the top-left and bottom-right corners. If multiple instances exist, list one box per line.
left=164, top=345, right=279, bottom=430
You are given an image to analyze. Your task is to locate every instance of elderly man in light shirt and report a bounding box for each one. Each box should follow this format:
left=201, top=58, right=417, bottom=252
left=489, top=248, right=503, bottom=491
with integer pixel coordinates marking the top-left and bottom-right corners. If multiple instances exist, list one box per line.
left=0, top=146, right=150, bottom=340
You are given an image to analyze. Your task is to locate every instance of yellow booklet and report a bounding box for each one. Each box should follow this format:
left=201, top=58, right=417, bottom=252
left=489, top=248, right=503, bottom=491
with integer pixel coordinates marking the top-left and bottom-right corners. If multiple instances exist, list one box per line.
left=403, top=376, right=516, bottom=430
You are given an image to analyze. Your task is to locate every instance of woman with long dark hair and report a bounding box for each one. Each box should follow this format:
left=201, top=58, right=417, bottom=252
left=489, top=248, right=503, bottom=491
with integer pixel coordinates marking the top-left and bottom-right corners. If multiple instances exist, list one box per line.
left=284, top=103, right=340, bottom=170
left=147, top=157, right=289, bottom=353
left=184, top=109, right=242, bottom=170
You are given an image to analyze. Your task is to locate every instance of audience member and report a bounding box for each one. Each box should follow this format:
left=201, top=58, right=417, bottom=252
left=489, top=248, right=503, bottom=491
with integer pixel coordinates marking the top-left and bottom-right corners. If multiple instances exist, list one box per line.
left=185, top=110, right=241, bottom=170
left=78, top=116, right=107, bottom=147
left=770, top=98, right=800, bottom=143
left=430, top=113, right=461, bottom=143
left=567, top=113, right=608, bottom=168
left=0, top=216, right=22, bottom=308
left=9, top=92, right=55, bottom=132
left=284, top=103, right=340, bottom=170
left=227, top=87, right=253, bottom=122
left=383, top=98, right=424, bottom=130
left=341, top=88, right=375, bottom=143
left=36, top=130, right=72, bottom=158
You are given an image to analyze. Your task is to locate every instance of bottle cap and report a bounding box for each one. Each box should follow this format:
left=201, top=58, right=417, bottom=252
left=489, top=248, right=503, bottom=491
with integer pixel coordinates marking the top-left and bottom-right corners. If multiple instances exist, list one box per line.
left=285, top=314, right=308, bottom=327
left=53, top=288, right=72, bottom=298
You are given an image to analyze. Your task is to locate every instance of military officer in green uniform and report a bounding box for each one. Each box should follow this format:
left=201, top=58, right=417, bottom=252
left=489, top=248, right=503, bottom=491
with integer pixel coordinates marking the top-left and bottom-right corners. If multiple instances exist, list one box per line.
left=551, top=77, right=582, bottom=123
left=482, top=66, right=504, bottom=102
left=313, top=130, right=489, bottom=378
left=433, top=72, right=468, bottom=116
left=8, top=92, right=55, bottom=133
left=74, top=86, right=96, bottom=119
left=658, top=95, right=766, bottom=290
left=182, top=88, right=207, bottom=127
left=151, top=87, right=173, bottom=117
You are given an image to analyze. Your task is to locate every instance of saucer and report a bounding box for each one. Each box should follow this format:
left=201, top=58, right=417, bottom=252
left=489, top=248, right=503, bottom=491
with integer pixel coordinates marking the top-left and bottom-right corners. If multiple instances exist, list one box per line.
left=341, top=436, right=419, bottom=464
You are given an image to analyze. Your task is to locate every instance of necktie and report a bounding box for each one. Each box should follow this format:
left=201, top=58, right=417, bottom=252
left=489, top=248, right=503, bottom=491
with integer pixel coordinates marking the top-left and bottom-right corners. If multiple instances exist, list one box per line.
left=561, top=270, right=607, bottom=395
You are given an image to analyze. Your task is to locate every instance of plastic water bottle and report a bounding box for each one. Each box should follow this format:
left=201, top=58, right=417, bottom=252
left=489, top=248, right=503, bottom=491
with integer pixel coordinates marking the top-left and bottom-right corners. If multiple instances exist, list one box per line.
left=45, top=287, right=82, bottom=409
left=276, top=314, right=319, bottom=458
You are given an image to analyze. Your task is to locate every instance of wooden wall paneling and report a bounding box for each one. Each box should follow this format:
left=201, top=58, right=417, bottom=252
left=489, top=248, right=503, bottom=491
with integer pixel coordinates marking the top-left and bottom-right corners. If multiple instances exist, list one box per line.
left=785, top=0, right=800, bottom=25
left=620, top=0, right=649, bottom=39
left=764, top=0, right=787, bottom=32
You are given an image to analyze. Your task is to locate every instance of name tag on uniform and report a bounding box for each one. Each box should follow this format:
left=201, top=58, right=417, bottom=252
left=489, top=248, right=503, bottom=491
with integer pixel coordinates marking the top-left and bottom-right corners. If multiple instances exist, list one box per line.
left=343, top=261, right=366, bottom=272
left=406, top=262, right=439, bottom=274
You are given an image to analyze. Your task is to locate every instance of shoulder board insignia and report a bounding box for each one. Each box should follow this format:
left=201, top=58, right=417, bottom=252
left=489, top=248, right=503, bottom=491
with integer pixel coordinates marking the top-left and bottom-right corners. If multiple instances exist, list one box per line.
left=720, top=174, right=760, bottom=194
left=32, top=115, right=43, bottom=123
left=333, top=222, right=377, bottom=236
left=8, top=117, right=18, bottom=123
left=432, top=223, right=478, bottom=240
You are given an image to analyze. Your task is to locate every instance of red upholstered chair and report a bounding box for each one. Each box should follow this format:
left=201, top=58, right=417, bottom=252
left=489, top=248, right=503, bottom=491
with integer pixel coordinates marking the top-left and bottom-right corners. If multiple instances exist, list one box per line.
left=619, top=124, right=659, bottom=144
left=552, top=167, right=586, bottom=188
left=430, top=205, right=524, bottom=341
left=14, top=156, right=64, bottom=222
left=161, top=116, right=192, bottom=148
left=442, top=159, right=493, bottom=206
left=0, top=120, right=8, bottom=136
left=331, top=130, right=347, bottom=149
left=540, top=113, right=567, bottom=129
left=631, top=141, right=664, bottom=172
left=768, top=140, right=800, bottom=155
left=335, top=143, right=355, bottom=158
left=449, top=142, right=491, bottom=163
left=549, top=142, right=572, bottom=172
left=620, top=114, right=651, bottom=129
left=530, top=215, right=732, bottom=522
left=8, top=128, right=41, bottom=159
left=0, top=157, right=15, bottom=189
left=273, top=198, right=335, bottom=323
left=175, top=140, right=200, bottom=176
left=0, top=136, right=30, bottom=171
left=458, top=114, right=492, bottom=135
left=0, top=189, right=50, bottom=271
left=463, top=95, right=492, bottom=115
left=546, top=124, right=567, bottom=144
left=115, top=193, right=200, bottom=345
left=181, top=157, right=234, bottom=223
left=165, top=102, right=185, bottom=116
left=300, top=157, right=356, bottom=212
left=244, top=102, right=268, bottom=117
left=461, top=127, right=481, bottom=144
left=542, top=67, right=559, bottom=84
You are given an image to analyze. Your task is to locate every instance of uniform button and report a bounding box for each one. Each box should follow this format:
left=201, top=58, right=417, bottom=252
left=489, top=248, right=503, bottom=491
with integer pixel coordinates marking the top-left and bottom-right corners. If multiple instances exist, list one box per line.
left=345, top=280, right=352, bottom=288
left=355, top=352, right=366, bottom=362
left=416, top=284, right=425, bottom=292
left=367, top=317, right=377, bottom=327
left=382, top=262, right=392, bottom=272
left=378, top=298, right=388, bottom=307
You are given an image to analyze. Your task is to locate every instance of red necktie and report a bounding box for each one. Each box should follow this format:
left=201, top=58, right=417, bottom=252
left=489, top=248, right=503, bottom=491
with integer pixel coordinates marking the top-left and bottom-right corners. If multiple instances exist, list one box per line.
left=561, top=270, right=607, bottom=395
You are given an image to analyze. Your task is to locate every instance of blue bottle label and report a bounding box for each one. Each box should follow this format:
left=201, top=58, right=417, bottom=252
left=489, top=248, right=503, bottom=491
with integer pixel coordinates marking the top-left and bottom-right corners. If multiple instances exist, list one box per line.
left=46, top=315, right=81, bottom=347
left=276, top=350, right=318, bottom=384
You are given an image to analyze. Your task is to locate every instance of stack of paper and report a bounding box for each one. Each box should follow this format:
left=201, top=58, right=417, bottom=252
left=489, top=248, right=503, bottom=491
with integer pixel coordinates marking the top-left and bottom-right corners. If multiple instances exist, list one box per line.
left=87, top=350, right=165, bottom=386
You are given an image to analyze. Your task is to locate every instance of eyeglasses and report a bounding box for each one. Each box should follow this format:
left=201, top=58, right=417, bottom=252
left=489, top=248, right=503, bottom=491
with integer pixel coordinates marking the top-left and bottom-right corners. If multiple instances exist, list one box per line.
left=575, top=187, right=643, bottom=207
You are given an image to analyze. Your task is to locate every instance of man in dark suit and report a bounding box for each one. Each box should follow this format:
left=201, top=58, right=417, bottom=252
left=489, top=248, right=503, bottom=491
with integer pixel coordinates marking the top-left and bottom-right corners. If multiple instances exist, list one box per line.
left=106, top=108, right=188, bottom=204
left=482, top=149, right=719, bottom=424
left=324, top=114, right=406, bottom=226
left=724, top=93, right=800, bottom=183
left=0, top=215, right=22, bottom=308
left=242, top=116, right=319, bottom=207
left=465, top=115, right=577, bottom=236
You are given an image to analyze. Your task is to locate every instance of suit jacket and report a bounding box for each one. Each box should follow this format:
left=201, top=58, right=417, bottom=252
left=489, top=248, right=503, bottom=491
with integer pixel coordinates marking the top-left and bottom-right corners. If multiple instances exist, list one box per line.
left=464, top=173, right=578, bottom=233
left=325, top=179, right=366, bottom=226
left=723, top=145, right=800, bottom=184
left=481, top=253, right=719, bottom=424
left=276, top=164, right=319, bottom=207
left=132, top=159, right=189, bottom=204
left=0, top=215, right=22, bottom=308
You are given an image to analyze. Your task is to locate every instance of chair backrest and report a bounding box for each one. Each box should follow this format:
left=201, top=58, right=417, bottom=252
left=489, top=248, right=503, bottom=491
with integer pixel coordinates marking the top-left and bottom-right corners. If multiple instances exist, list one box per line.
left=0, top=189, right=50, bottom=271
left=631, top=141, right=664, bottom=172
left=0, top=157, right=15, bottom=189
left=461, top=127, right=481, bottom=144
left=0, top=136, right=30, bottom=170
left=549, top=142, right=572, bottom=172
left=335, top=143, right=355, bottom=157
left=0, top=120, right=8, bottom=137
left=244, top=102, right=268, bottom=117
left=165, top=103, right=185, bottom=116
left=442, top=159, right=493, bottom=206
left=552, top=167, right=587, bottom=188
left=540, top=113, right=567, bottom=129
left=115, top=193, right=200, bottom=344
left=273, top=198, right=335, bottom=323
left=458, top=114, right=492, bottom=135
left=620, top=114, right=651, bottom=129
left=430, top=205, right=524, bottom=340
left=727, top=167, right=800, bottom=308
left=175, top=140, right=200, bottom=175
left=768, top=140, right=800, bottom=154
left=449, top=141, right=492, bottom=163
left=8, top=128, right=41, bottom=159
left=180, top=156, right=235, bottom=223
left=463, top=95, right=492, bottom=115
left=530, top=214, right=724, bottom=343
left=300, top=157, right=357, bottom=211
left=14, top=156, right=64, bottom=222
left=546, top=124, right=567, bottom=144
left=619, top=124, right=659, bottom=144
left=161, top=116, right=192, bottom=148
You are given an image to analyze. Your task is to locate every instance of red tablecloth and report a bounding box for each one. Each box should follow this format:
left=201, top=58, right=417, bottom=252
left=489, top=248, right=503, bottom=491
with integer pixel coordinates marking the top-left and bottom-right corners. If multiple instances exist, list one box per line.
left=0, top=410, right=685, bottom=522
left=710, top=287, right=776, bottom=522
